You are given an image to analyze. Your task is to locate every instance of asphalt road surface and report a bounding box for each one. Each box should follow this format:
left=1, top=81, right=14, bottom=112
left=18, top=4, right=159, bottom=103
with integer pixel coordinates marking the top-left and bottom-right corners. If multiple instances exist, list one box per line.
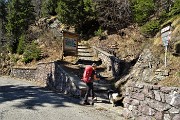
left=0, top=76, right=124, bottom=120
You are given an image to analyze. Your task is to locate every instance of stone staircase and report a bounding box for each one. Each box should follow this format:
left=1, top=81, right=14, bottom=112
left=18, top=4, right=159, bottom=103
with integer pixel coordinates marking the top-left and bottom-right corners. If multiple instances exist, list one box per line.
left=75, top=43, right=112, bottom=99
left=78, top=45, right=93, bottom=61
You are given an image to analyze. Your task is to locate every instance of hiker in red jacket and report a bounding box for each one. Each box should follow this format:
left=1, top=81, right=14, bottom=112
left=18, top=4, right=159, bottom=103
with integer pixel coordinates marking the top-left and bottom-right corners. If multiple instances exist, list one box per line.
left=82, top=63, right=100, bottom=105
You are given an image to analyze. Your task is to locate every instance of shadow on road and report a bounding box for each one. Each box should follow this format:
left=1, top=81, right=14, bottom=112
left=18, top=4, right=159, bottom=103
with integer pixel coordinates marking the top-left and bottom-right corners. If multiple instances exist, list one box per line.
left=0, top=85, right=81, bottom=110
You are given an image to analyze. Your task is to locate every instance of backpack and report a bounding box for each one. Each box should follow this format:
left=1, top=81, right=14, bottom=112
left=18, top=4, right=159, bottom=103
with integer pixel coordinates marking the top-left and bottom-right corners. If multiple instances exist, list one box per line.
left=82, top=65, right=93, bottom=83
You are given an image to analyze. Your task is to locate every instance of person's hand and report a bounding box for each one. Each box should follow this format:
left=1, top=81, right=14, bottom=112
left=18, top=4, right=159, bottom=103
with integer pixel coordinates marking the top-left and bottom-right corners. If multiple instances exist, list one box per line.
left=97, top=74, right=101, bottom=80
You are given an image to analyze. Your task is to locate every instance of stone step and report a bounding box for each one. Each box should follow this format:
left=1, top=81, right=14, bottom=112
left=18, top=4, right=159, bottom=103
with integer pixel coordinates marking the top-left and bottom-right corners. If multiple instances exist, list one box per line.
left=78, top=57, right=93, bottom=61
left=77, top=44, right=93, bottom=61
left=78, top=49, right=92, bottom=52
left=78, top=52, right=93, bottom=58
left=78, top=51, right=92, bottom=55
left=78, top=46, right=89, bottom=49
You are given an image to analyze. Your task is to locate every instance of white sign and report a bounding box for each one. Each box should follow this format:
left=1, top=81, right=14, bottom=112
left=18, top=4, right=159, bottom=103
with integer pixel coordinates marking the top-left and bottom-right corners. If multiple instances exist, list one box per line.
left=161, top=26, right=170, bottom=33
left=161, top=26, right=171, bottom=46
left=161, top=31, right=171, bottom=46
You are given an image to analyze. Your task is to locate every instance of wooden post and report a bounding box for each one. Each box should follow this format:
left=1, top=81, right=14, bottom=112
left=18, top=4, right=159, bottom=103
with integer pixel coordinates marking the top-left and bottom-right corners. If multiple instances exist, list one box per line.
left=61, top=30, right=64, bottom=60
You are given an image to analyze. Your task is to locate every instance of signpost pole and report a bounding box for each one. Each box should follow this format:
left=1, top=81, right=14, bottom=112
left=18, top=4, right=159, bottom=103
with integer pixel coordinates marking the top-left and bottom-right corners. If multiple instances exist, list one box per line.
left=61, top=30, right=64, bottom=60
left=165, top=45, right=167, bottom=67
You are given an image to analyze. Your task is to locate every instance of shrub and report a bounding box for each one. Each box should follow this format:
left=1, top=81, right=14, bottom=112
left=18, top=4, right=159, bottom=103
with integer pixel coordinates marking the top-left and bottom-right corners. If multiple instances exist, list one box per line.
left=158, top=10, right=169, bottom=23
left=17, top=34, right=26, bottom=55
left=169, top=0, right=180, bottom=17
left=10, top=54, right=19, bottom=63
left=94, top=27, right=107, bottom=40
left=22, top=42, right=41, bottom=63
left=140, top=20, right=160, bottom=37
left=94, top=27, right=103, bottom=37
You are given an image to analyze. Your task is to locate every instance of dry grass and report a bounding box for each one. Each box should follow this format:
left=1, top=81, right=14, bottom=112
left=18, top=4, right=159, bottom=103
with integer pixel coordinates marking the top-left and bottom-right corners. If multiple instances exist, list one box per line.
left=63, top=56, right=78, bottom=63
left=158, top=76, right=180, bottom=87
left=89, top=21, right=180, bottom=87
left=89, top=26, right=146, bottom=62
left=14, top=29, right=63, bottom=68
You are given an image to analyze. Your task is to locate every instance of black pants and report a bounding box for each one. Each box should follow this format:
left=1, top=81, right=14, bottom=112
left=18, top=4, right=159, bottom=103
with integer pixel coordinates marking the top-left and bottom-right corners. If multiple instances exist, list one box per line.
left=84, top=82, right=94, bottom=102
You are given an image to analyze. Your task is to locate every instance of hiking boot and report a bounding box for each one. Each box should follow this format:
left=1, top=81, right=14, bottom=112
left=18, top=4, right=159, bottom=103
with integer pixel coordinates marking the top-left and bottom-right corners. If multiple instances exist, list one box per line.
left=82, top=101, right=90, bottom=105
left=92, top=97, right=97, bottom=101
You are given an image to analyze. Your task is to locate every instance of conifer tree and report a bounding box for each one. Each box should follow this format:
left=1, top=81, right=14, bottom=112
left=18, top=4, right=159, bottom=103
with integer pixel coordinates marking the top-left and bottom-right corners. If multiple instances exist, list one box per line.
left=56, top=0, right=97, bottom=34
left=0, top=0, right=7, bottom=41
left=41, top=0, right=59, bottom=16
left=6, top=0, right=35, bottom=53
left=32, top=0, right=42, bottom=18
left=131, top=0, right=155, bottom=23
left=169, top=0, right=180, bottom=16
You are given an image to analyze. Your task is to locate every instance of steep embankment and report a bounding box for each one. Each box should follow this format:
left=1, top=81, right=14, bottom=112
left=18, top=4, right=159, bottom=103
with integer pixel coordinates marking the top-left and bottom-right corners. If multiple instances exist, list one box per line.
left=89, top=17, right=180, bottom=88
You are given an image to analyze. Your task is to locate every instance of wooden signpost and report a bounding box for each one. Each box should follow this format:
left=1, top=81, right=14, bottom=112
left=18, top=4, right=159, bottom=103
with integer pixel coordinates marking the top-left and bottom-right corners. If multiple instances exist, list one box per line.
left=62, top=30, right=79, bottom=58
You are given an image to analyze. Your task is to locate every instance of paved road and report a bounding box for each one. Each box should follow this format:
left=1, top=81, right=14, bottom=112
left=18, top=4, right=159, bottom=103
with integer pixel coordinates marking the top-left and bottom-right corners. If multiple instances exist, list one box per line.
left=0, top=76, right=124, bottom=120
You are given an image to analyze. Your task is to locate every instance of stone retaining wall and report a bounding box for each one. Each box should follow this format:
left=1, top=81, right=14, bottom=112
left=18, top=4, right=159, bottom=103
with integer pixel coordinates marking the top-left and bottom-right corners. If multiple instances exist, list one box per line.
left=11, top=67, right=36, bottom=80
left=92, top=46, right=121, bottom=78
left=10, top=61, right=81, bottom=96
left=123, top=82, right=180, bottom=120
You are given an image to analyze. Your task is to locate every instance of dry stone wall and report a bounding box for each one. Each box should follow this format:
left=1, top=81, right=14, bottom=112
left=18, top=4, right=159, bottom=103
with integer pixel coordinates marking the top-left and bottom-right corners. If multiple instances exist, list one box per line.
left=115, top=48, right=171, bottom=89
left=92, top=46, right=121, bottom=78
left=11, top=67, right=36, bottom=81
left=123, top=82, right=180, bottom=120
left=10, top=61, right=81, bottom=96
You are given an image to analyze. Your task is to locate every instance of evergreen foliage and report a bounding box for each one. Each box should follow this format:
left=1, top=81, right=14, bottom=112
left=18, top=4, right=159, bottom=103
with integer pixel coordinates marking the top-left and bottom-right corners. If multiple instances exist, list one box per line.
left=31, top=0, right=42, bottom=18
left=131, top=0, right=155, bottom=24
left=1, top=0, right=179, bottom=55
left=56, top=0, right=97, bottom=34
left=158, top=10, right=169, bottom=23
left=0, top=0, right=7, bottom=39
left=140, top=20, right=160, bottom=37
left=0, top=0, right=7, bottom=23
left=6, top=0, right=35, bottom=53
left=94, top=27, right=103, bottom=37
left=23, top=42, right=41, bottom=63
left=17, top=34, right=25, bottom=55
left=169, top=0, right=180, bottom=16
left=41, top=0, right=58, bottom=16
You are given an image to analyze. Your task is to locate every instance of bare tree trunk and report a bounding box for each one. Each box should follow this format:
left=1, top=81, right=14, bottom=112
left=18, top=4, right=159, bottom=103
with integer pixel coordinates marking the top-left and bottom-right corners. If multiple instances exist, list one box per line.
left=95, top=0, right=132, bottom=31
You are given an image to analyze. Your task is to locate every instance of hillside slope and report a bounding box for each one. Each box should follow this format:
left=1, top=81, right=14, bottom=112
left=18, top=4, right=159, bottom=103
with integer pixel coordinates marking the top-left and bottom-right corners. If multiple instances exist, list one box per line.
left=89, top=17, right=180, bottom=87
left=1, top=16, right=179, bottom=88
